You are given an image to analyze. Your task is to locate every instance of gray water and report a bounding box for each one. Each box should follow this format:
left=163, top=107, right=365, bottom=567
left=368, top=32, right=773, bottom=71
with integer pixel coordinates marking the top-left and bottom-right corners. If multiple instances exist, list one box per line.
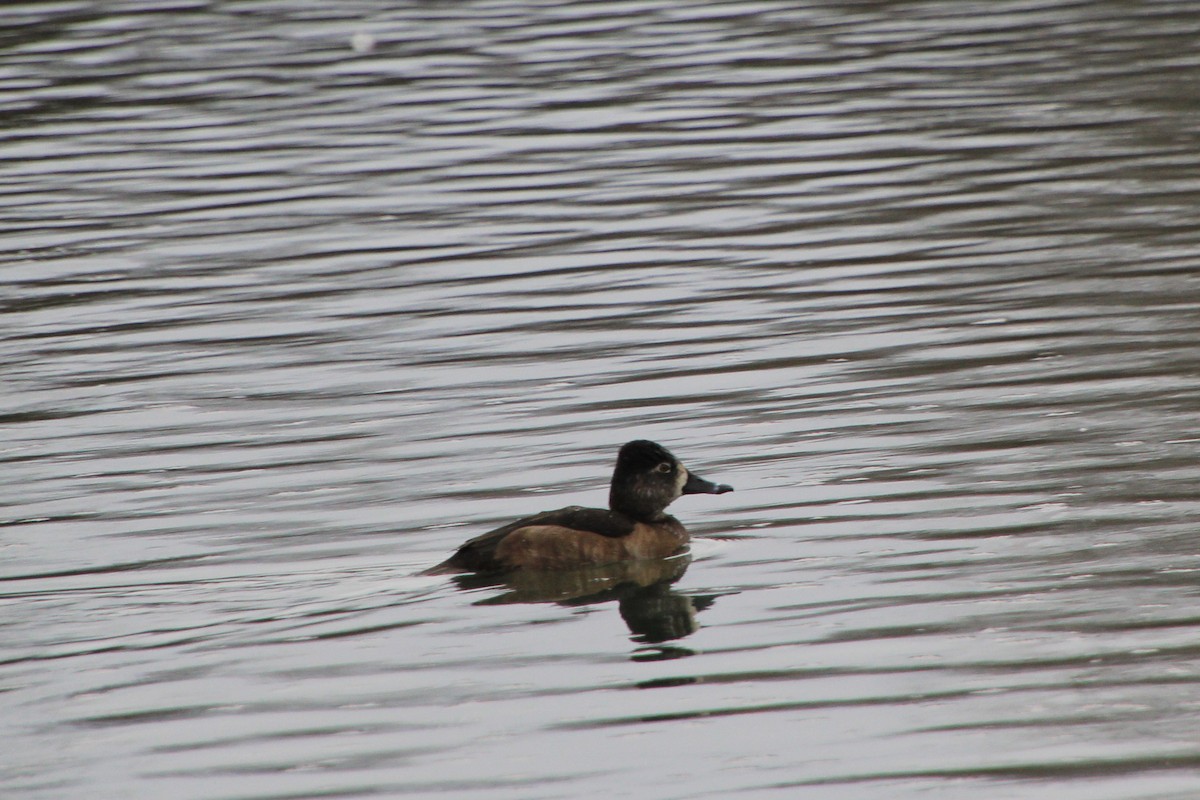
left=5, top=1, right=1200, bottom=798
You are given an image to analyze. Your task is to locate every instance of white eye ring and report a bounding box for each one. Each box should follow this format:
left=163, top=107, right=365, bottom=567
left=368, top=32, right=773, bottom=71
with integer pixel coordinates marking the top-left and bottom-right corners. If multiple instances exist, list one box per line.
left=655, top=462, right=673, bottom=473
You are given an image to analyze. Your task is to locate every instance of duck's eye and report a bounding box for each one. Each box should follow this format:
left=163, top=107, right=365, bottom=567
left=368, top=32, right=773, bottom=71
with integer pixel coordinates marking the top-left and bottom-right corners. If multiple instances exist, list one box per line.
left=655, top=462, right=673, bottom=473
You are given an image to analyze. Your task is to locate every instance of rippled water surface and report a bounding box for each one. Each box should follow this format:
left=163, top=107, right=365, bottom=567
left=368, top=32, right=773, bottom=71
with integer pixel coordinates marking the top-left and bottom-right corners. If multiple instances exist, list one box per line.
left=6, top=1, right=1200, bottom=798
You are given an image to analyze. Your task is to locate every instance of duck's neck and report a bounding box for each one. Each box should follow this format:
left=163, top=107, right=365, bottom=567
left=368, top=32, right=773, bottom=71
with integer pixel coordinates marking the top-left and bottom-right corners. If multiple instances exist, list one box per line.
left=608, top=495, right=668, bottom=522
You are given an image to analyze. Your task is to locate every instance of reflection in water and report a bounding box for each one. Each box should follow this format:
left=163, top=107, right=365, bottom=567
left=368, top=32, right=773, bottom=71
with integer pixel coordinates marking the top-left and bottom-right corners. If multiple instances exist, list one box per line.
left=618, top=578, right=717, bottom=646
left=452, top=555, right=715, bottom=644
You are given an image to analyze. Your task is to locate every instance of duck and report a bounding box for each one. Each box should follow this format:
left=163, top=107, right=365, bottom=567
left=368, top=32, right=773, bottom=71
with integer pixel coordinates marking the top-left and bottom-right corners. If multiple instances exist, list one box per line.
left=427, top=440, right=732, bottom=574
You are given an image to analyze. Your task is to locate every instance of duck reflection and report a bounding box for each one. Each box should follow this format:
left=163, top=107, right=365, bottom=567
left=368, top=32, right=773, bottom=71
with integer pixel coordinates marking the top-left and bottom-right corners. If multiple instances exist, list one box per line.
left=449, top=555, right=716, bottom=644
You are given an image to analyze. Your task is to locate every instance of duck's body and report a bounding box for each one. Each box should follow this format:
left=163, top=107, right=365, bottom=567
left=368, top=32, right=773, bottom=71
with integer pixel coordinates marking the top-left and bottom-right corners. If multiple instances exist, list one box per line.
left=438, top=506, right=687, bottom=573
left=428, top=440, right=732, bottom=574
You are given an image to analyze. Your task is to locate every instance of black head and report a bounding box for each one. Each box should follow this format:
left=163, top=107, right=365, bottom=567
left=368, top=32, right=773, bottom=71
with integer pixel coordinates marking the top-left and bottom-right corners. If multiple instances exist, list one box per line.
left=608, top=440, right=733, bottom=521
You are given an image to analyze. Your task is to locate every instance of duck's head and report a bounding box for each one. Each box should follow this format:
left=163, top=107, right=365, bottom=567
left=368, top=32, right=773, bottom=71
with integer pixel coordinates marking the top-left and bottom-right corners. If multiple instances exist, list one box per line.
left=608, top=440, right=733, bottom=521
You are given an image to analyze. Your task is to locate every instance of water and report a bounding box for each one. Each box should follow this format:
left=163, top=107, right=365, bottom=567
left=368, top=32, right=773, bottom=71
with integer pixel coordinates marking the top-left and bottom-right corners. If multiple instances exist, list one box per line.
left=5, top=1, right=1200, bottom=797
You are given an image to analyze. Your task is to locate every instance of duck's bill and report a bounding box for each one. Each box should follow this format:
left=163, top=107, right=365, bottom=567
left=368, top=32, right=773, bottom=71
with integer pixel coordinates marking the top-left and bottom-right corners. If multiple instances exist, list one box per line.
left=682, top=470, right=734, bottom=495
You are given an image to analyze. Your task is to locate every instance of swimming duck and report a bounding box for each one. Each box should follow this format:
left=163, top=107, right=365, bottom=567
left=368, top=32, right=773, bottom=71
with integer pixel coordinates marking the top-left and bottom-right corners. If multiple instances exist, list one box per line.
left=428, top=440, right=732, bottom=574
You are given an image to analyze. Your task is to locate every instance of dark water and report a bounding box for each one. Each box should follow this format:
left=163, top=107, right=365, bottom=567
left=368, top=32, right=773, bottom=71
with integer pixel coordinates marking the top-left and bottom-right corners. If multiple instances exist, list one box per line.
left=5, top=1, right=1200, bottom=797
